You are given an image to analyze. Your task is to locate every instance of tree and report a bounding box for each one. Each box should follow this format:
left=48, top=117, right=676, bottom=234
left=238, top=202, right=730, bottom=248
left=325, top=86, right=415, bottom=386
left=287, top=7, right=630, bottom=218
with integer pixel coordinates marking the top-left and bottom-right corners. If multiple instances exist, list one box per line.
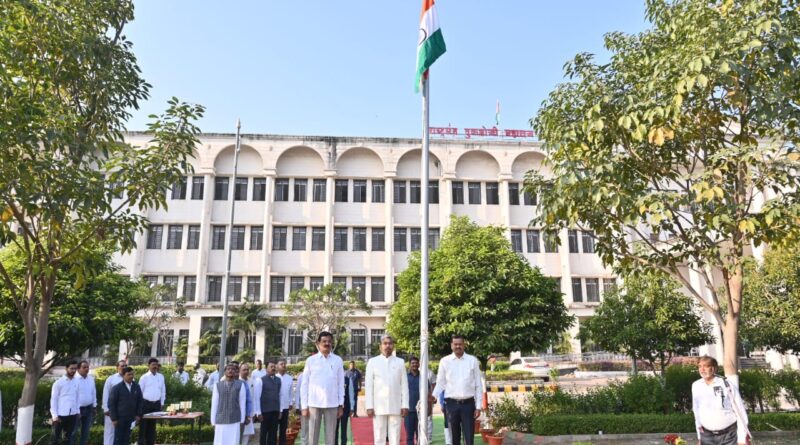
left=0, top=244, right=151, bottom=371
left=128, top=282, right=187, bottom=359
left=527, top=0, right=800, bottom=376
left=0, top=2, right=203, bottom=441
left=578, top=271, right=713, bottom=375
left=741, top=245, right=800, bottom=355
left=387, top=216, right=573, bottom=365
left=281, top=284, right=371, bottom=352
left=228, top=302, right=277, bottom=351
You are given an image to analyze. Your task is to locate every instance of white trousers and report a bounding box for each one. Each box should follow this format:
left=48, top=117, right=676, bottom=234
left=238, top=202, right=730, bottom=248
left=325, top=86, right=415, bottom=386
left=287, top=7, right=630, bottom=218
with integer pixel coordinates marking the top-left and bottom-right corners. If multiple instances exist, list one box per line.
left=372, top=415, right=402, bottom=445
left=103, top=414, right=115, bottom=445
left=215, top=422, right=242, bottom=445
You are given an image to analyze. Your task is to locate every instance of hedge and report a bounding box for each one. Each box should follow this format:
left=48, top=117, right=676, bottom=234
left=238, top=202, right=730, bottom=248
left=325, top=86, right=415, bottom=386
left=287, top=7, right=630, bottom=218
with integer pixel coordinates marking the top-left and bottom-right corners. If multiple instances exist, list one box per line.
left=485, top=371, right=540, bottom=381
left=0, top=424, right=214, bottom=445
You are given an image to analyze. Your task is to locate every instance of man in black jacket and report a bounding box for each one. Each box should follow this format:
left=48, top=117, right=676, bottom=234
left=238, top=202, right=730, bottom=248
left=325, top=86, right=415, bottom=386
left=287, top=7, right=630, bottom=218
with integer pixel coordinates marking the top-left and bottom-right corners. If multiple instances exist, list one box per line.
left=108, top=367, right=143, bottom=445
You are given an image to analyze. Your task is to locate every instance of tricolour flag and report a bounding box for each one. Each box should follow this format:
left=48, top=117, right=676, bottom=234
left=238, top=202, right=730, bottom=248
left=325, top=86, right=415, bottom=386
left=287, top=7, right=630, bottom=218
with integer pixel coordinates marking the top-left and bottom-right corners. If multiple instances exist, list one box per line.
left=495, top=100, right=501, bottom=126
left=415, top=0, right=446, bottom=92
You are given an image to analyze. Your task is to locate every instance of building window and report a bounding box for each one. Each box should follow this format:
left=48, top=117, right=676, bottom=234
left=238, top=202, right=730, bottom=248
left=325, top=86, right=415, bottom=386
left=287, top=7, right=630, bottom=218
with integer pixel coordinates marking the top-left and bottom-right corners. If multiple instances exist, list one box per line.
left=571, top=278, right=583, bottom=303
left=410, top=228, right=421, bottom=251
left=142, top=275, right=159, bottom=287
left=313, top=179, right=326, bottom=202
left=523, top=190, right=537, bottom=205
left=183, top=276, right=197, bottom=302
left=370, top=329, right=385, bottom=352
left=350, top=329, right=366, bottom=356
left=231, top=226, right=246, bottom=250
left=186, top=225, right=200, bottom=249
left=157, top=329, right=174, bottom=357
left=544, top=232, right=559, bottom=253
left=246, top=277, right=260, bottom=301
left=586, top=278, right=600, bottom=302
left=253, top=178, right=266, bottom=201
left=582, top=231, right=596, bottom=254
left=603, top=278, right=616, bottom=294
left=335, top=179, right=349, bottom=202
left=208, top=276, right=223, bottom=302
left=272, top=226, right=287, bottom=251
left=353, top=180, right=367, bottom=203
left=310, top=276, right=324, bottom=290
left=371, top=277, right=385, bottom=302
left=371, top=228, right=386, bottom=251
left=270, top=277, right=285, bottom=302
left=191, top=176, right=204, bottom=200
left=352, top=277, right=367, bottom=302
left=486, top=182, right=499, bottom=205
left=292, top=227, right=307, bottom=251
left=468, top=182, right=481, bottom=204
left=352, top=227, right=367, bottom=251
left=171, top=177, right=187, bottom=200
left=290, top=277, right=305, bottom=295
left=508, top=183, right=520, bottom=205
left=167, top=225, right=183, bottom=250
left=250, top=226, right=264, bottom=250
left=510, top=230, right=523, bottom=253
left=568, top=230, right=579, bottom=253
left=428, top=228, right=440, bottom=250
left=410, top=180, right=421, bottom=204
left=332, top=277, right=347, bottom=291
left=288, top=329, right=303, bottom=355
left=311, top=227, right=325, bottom=251
left=526, top=230, right=541, bottom=253
left=452, top=181, right=464, bottom=205
left=147, top=225, right=163, bottom=249
left=394, top=228, right=407, bottom=252
left=267, top=329, right=285, bottom=356
left=211, top=226, right=226, bottom=250
left=393, top=181, right=406, bottom=203
left=234, top=177, right=248, bottom=201
left=162, top=276, right=179, bottom=301
left=372, top=180, right=385, bottom=203
left=293, top=178, right=308, bottom=202
left=275, top=178, right=289, bottom=201
left=214, top=177, right=229, bottom=200
left=334, top=227, right=348, bottom=251
left=227, top=276, right=242, bottom=302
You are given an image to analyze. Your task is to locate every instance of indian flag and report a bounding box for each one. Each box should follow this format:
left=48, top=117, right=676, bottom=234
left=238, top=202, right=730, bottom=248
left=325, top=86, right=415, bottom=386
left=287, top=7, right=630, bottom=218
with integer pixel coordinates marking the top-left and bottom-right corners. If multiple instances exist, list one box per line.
left=415, top=0, right=446, bottom=92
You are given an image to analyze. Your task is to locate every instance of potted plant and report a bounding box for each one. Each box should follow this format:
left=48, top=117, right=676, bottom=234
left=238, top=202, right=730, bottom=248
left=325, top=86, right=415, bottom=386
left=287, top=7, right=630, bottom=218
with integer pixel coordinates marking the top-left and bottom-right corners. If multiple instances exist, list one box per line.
left=485, top=398, right=522, bottom=445
left=285, top=411, right=301, bottom=445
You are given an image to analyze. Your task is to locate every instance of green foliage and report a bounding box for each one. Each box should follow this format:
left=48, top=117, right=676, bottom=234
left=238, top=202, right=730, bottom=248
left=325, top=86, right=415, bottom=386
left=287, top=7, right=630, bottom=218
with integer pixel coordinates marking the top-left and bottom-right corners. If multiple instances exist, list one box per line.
left=527, top=0, right=800, bottom=375
left=664, top=365, right=698, bottom=413
left=388, top=216, right=573, bottom=362
left=488, top=396, right=528, bottom=431
left=742, top=245, right=800, bottom=354
left=229, top=302, right=278, bottom=350
left=484, top=371, right=538, bottom=381
left=578, top=271, right=712, bottom=374
left=577, top=361, right=631, bottom=372
left=774, top=369, right=800, bottom=407
left=0, top=245, right=151, bottom=373
left=281, top=284, right=371, bottom=348
left=0, top=425, right=215, bottom=445
left=739, top=368, right=782, bottom=412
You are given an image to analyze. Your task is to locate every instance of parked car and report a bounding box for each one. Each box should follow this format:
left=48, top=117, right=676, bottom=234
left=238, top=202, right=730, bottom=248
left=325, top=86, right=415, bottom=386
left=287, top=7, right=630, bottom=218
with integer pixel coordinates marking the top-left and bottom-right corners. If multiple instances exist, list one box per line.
left=509, top=357, right=551, bottom=381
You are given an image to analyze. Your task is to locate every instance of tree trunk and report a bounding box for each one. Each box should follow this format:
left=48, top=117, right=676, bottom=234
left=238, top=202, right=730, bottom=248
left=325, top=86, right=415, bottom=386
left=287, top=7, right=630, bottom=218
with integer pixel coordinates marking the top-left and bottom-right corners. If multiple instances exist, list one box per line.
left=722, top=267, right=743, bottom=376
left=16, top=362, right=42, bottom=445
left=631, top=350, right=638, bottom=375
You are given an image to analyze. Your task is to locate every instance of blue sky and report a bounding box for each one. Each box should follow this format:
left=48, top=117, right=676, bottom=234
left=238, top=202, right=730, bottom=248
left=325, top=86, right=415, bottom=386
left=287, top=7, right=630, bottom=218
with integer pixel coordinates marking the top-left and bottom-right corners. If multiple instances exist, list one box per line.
left=125, top=1, right=649, bottom=138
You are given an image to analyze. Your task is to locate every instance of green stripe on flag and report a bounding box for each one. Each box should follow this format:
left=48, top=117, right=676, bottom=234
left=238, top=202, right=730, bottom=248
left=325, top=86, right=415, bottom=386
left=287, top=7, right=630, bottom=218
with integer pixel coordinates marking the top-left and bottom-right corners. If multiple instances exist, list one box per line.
left=415, top=28, right=446, bottom=92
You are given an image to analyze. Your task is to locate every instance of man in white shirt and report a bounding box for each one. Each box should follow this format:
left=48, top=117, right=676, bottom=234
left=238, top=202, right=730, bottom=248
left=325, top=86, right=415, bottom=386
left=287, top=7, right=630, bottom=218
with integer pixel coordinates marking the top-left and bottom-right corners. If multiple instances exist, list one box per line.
left=300, top=331, right=344, bottom=445
left=76, top=360, right=97, bottom=445
left=102, top=360, right=127, bottom=445
left=365, top=335, right=408, bottom=445
left=138, top=358, right=166, bottom=445
left=174, top=363, right=190, bottom=385
left=294, top=372, right=307, bottom=445
left=194, top=363, right=208, bottom=386
left=692, top=356, right=749, bottom=445
left=50, top=359, right=81, bottom=445
left=432, top=335, right=483, bottom=445
left=207, top=364, right=222, bottom=390
left=276, top=359, right=294, bottom=445
left=252, top=360, right=267, bottom=380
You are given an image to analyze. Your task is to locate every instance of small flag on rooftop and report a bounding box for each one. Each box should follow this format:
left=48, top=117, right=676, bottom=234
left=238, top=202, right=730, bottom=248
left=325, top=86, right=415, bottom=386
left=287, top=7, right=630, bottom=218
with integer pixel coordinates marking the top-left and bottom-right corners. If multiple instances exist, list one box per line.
left=496, top=100, right=501, bottom=126
left=415, top=0, right=446, bottom=92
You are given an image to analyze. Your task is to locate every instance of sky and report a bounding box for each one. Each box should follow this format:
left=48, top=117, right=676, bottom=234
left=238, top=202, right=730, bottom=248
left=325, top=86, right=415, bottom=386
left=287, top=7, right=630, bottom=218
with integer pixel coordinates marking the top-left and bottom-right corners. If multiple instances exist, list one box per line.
left=125, top=1, right=650, bottom=138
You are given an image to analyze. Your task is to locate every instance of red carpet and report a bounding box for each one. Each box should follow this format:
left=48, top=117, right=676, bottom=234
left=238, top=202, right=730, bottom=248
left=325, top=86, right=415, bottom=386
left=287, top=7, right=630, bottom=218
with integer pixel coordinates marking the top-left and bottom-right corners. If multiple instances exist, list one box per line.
left=350, top=417, right=408, bottom=445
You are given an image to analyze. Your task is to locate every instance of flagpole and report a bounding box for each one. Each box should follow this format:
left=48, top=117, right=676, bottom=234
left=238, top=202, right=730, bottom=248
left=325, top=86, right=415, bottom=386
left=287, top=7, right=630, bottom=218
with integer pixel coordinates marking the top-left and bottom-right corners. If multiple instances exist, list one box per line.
left=419, top=74, right=431, bottom=445
left=219, top=118, right=242, bottom=369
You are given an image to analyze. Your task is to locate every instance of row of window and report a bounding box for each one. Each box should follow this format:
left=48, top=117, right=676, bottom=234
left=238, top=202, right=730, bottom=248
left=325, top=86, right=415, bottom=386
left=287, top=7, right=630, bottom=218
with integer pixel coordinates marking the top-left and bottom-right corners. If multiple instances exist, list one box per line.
left=507, top=229, right=596, bottom=254
left=571, top=277, right=616, bottom=303
left=169, top=176, right=538, bottom=206
left=146, top=224, right=442, bottom=252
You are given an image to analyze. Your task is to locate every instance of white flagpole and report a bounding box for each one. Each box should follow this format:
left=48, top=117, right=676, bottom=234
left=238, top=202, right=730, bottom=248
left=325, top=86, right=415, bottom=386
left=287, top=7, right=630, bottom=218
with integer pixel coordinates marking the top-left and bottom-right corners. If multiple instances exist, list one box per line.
left=419, top=74, right=431, bottom=445
left=219, top=119, right=242, bottom=368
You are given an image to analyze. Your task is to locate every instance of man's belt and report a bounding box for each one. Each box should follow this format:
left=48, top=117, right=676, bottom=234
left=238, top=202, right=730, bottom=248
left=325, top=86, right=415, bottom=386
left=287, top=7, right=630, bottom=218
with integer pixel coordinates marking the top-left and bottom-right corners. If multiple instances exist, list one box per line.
left=703, top=422, right=736, bottom=436
left=444, top=397, right=475, bottom=405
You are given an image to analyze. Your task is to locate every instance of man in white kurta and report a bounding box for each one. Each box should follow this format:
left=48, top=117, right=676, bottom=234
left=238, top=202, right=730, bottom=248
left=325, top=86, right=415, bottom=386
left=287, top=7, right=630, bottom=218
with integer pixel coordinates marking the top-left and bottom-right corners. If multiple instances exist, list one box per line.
left=211, top=364, right=247, bottom=445
left=102, top=360, right=127, bottom=445
left=365, top=335, right=409, bottom=445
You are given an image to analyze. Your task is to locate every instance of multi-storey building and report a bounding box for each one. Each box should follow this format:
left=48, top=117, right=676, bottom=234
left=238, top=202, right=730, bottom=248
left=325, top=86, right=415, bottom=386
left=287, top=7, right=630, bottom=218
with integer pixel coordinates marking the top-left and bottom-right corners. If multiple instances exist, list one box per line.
left=115, top=132, right=615, bottom=364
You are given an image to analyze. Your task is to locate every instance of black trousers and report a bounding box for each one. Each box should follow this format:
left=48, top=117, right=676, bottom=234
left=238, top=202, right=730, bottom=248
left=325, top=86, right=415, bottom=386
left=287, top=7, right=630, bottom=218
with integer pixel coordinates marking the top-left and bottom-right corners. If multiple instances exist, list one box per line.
left=334, top=409, right=350, bottom=445
left=138, top=400, right=160, bottom=445
left=50, top=414, right=78, bottom=445
left=445, top=398, right=476, bottom=445
left=700, top=422, right=738, bottom=445
left=114, top=417, right=135, bottom=445
left=278, top=409, right=289, bottom=445
left=260, top=411, right=281, bottom=445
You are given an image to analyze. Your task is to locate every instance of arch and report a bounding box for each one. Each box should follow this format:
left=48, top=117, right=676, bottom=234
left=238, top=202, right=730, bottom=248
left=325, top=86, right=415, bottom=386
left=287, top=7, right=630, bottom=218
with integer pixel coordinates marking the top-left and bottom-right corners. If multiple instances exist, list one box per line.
left=511, top=151, right=548, bottom=180
left=276, top=146, right=325, bottom=176
left=396, top=149, right=442, bottom=178
left=213, top=145, right=263, bottom=175
left=337, top=147, right=383, bottom=177
left=454, top=150, right=500, bottom=180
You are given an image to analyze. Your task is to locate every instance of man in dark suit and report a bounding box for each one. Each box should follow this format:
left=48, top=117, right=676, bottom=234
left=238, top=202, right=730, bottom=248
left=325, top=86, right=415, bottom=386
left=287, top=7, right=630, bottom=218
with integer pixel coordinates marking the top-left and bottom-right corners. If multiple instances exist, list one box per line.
left=108, top=367, right=143, bottom=445
left=334, top=374, right=354, bottom=445
left=254, top=362, right=282, bottom=445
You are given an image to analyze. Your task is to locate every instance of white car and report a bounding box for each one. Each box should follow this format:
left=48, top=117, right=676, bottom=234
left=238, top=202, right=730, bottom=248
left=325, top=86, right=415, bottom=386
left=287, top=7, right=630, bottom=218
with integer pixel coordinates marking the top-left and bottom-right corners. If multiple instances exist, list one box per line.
left=509, top=357, right=551, bottom=381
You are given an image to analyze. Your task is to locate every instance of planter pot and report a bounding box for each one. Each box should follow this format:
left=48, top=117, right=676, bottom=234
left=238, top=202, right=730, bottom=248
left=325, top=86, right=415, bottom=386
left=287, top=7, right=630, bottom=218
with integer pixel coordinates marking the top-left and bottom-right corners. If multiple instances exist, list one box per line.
left=486, top=434, right=504, bottom=445
left=474, top=420, right=482, bottom=433
left=480, top=429, right=496, bottom=444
